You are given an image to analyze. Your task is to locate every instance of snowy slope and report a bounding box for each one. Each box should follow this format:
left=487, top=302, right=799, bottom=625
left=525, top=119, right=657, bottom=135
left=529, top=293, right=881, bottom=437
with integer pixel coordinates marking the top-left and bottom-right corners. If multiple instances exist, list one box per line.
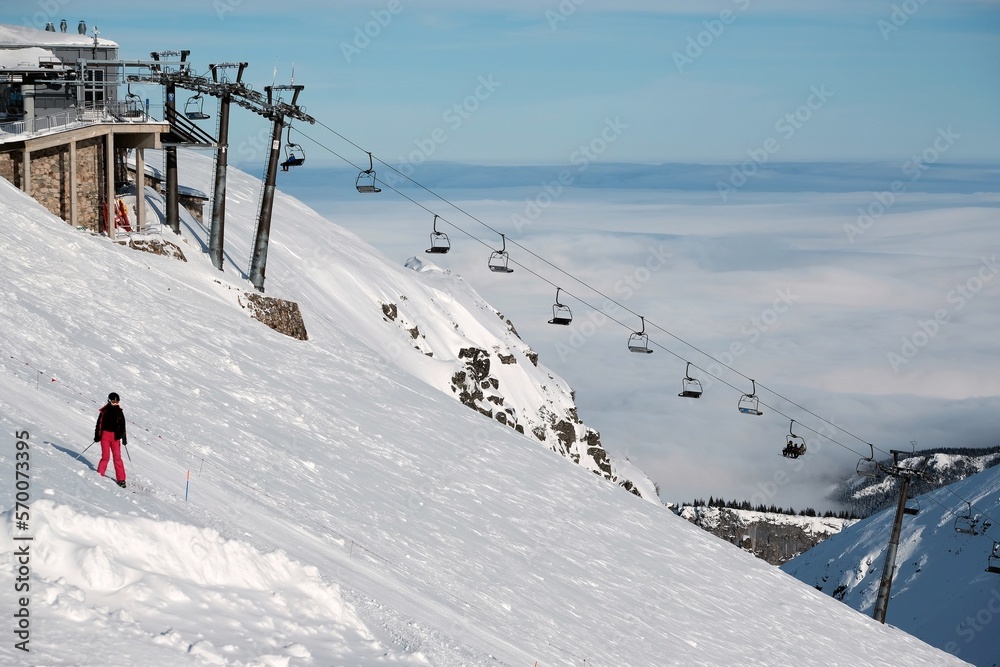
left=783, top=465, right=1000, bottom=666
left=0, top=159, right=968, bottom=666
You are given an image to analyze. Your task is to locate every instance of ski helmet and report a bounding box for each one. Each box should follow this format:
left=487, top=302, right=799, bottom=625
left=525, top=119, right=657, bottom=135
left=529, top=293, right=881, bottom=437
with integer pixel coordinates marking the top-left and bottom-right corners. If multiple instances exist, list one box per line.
left=108, top=392, right=120, bottom=402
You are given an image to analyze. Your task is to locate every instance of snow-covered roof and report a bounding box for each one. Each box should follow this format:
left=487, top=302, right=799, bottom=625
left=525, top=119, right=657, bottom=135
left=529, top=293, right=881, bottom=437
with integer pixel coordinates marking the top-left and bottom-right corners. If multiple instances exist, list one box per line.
left=0, top=46, right=60, bottom=70
left=0, top=23, right=117, bottom=49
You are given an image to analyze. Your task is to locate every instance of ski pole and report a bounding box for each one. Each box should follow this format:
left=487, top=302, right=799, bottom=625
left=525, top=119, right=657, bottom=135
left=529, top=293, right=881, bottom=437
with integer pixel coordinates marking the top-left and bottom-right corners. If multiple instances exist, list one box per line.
left=122, top=442, right=131, bottom=462
left=75, top=441, right=97, bottom=462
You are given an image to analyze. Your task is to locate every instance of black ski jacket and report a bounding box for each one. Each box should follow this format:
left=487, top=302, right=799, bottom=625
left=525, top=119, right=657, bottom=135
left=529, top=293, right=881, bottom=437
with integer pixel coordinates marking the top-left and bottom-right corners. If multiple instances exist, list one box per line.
left=94, top=403, right=128, bottom=444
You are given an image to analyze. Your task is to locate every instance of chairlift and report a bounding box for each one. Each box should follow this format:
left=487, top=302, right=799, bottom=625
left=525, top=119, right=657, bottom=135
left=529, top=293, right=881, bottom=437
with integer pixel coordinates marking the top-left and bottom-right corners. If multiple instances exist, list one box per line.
left=184, top=93, right=210, bottom=120
left=425, top=214, right=450, bottom=254
left=988, top=542, right=1000, bottom=574
left=903, top=497, right=920, bottom=516
left=856, top=443, right=881, bottom=478
left=280, top=125, right=305, bottom=172
left=488, top=234, right=514, bottom=273
left=782, top=420, right=807, bottom=458
left=954, top=502, right=979, bottom=536
left=738, top=379, right=763, bottom=416
left=548, top=287, right=572, bottom=325
left=356, top=152, right=381, bottom=193
left=124, top=83, right=145, bottom=118
left=627, top=317, right=653, bottom=354
left=678, top=362, right=703, bottom=398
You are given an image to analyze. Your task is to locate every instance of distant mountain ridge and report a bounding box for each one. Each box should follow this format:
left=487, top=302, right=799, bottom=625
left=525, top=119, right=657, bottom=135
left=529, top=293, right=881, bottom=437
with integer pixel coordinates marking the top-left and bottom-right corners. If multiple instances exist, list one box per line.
left=829, top=446, right=1000, bottom=517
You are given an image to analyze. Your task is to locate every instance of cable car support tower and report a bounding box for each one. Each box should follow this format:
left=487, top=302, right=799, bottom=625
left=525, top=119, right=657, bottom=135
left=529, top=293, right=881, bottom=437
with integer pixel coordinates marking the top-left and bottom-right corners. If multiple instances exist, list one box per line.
left=872, top=447, right=926, bottom=624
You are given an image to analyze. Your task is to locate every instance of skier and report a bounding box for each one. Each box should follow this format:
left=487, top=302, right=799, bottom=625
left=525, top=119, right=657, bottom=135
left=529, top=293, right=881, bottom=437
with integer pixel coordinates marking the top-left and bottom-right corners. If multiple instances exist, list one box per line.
left=94, top=392, right=128, bottom=488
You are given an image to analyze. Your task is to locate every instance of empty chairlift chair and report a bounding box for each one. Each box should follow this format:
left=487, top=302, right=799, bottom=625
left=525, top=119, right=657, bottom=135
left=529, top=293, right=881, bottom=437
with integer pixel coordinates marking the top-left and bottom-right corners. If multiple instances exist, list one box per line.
left=988, top=542, right=1000, bottom=574
left=903, top=498, right=920, bottom=516
left=627, top=317, right=653, bottom=354
left=548, top=288, right=572, bottom=325
left=738, top=379, right=763, bottom=415
left=678, top=362, right=703, bottom=398
left=782, top=420, right=807, bottom=458
left=425, top=215, right=450, bottom=254
left=488, top=234, right=514, bottom=273
left=184, top=93, right=210, bottom=120
left=356, top=152, right=381, bottom=193
left=856, top=443, right=881, bottom=478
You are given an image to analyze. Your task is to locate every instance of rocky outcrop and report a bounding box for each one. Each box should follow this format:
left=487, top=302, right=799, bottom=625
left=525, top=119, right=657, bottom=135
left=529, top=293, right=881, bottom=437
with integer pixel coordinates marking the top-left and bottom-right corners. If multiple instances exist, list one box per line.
left=240, top=293, right=309, bottom=341
left=678, top=506, right=852, bottom=565
left=117, top=237, right=187, bottom=261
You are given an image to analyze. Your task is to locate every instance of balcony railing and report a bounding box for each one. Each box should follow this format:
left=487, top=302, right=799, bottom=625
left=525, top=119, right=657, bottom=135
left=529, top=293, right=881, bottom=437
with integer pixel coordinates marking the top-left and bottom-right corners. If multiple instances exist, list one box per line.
left=0, top=101, right=161, bottom=140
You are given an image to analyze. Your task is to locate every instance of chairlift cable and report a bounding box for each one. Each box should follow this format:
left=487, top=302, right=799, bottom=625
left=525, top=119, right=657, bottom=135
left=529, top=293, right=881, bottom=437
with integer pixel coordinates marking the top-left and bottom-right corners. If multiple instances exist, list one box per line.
left=300, top=121, right=972, bottom=471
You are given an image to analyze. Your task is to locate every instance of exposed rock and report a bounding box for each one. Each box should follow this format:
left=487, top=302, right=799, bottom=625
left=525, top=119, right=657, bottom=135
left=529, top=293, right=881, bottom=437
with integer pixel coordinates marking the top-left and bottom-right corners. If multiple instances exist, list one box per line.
left=381, top=302, right=398, bottom=320
left=678, top=506, right=852, bottom=565
left=239, top=292, right=308, bottom=341
left=117, top=237, right=187, bottom=261
left=498, top=353, right=516, bottom=365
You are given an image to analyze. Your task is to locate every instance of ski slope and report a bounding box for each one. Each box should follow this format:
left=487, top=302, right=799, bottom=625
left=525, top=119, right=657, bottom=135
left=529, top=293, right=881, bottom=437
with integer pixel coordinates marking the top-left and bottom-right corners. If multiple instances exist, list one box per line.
left=783, top=465, right=1000, bottom=666
left=0, top=154, right=968, bottom=665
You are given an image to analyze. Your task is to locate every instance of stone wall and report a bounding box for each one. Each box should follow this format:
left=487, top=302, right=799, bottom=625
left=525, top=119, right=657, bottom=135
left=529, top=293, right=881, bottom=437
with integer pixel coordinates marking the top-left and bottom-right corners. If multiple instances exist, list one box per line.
left=0, top=136, right=106, bottom=230
left=30, top=143, right=72, bottom=221
left=74, top=137, right=104, bottom=231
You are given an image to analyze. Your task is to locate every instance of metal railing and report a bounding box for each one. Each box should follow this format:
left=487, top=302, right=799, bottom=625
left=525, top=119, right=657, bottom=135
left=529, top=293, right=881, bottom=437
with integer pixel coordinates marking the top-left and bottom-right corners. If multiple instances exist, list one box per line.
left=0, top=101, right=162, bottom=140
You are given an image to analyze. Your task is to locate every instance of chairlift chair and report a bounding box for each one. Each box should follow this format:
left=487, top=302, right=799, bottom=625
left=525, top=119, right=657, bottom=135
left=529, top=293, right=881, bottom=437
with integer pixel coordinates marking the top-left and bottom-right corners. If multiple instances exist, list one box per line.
left=988, top=542, right=1000, bottom=574
left=903, top=498, right=920, bottom=516
left=954, top=502, right=979, bottom=536
left=738, top=379, right=763, bottom=415
left=280, top=125, right=305, bottom=172
left=425, top=214, right=450, bottom=254
left=184, top=93, right=210, bottom=120
left=548, top=287, right=572, bottom=325
left=678, top=362, right=703, bottom=398
left=856, top=443, right=880, bottom=478
left=124, top=84, right=145, bottom=118
left=488, top=234, right=514, bottom=273
left=782, top=420, right=807, bottom=458
left=356, top=152, right=381, bottom=193
left=627, top=317, right=653, bottom=354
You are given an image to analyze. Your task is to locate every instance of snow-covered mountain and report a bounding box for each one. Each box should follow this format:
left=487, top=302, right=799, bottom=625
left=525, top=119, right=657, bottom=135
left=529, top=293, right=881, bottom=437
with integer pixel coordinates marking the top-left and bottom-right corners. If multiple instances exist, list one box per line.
left=0, top=153, right=967, bottom=665
left=829, top=447, right=1000, bottom=517
left=677, top=504, right=855, bottom=565
left=783, top=464, right=1000, bottom=666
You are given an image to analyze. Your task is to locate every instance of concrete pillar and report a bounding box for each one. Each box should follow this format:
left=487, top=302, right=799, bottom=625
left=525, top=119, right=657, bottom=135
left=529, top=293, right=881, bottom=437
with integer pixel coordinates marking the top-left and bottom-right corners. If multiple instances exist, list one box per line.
left=106, top=133, right=115, bottom=240
left=22, top=147, right=30, bottom=196
left=69, top=140, right=77, bottom=227
left=22, top=84, right=34, bottom=134
left=135, top=148, right=146, bottom=233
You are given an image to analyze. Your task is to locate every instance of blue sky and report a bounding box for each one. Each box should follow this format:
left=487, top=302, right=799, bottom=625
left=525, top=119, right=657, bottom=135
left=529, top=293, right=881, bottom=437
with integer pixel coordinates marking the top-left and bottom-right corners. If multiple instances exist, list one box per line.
left=7, top=1, right=999, bottom=165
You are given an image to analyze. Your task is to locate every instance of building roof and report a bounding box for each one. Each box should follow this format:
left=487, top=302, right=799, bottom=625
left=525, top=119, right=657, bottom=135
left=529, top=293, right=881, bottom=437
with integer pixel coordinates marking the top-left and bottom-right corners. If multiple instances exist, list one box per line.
left=0, top=47, right=60, bottom=70
left=0, top=23, right=118, bottom=49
